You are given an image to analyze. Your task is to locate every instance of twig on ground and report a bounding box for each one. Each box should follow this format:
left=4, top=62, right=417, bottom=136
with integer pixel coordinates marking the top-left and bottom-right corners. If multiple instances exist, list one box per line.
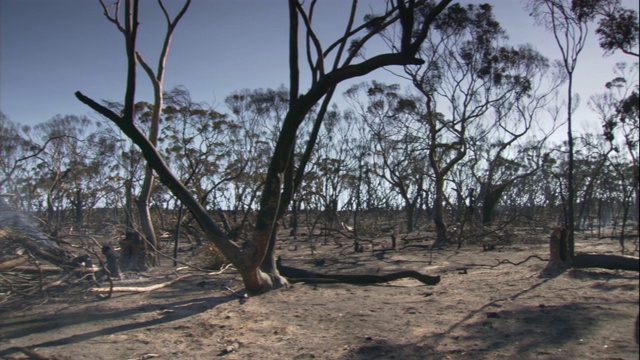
left=224, top=285, right=247, bottom=300
left=492, top=255, right=548, bottom=267
left=460, top=255, right=549, bottom=269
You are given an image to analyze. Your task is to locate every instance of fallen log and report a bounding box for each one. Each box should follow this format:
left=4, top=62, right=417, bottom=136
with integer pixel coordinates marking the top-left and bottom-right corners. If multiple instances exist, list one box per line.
left=276, top=261, right=440, bottom=286
left=547, top=227, right=639, bottom=272
left=573, top=253, right=639, bottom=272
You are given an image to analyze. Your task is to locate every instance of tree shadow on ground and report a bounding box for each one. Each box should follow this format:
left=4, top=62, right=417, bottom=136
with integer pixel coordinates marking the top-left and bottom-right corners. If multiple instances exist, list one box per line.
left=341, top=339, right=436, bottom=360
left=568, top=268, right=639, bottom=292
left=569, top=267, right=639, bottom=280
left=0, top=286, right=238, bottom=358
left=340, top=271, right=630, bottom=359
left=445, top=302, right=600, bottom=354
left=343, top=302, right=612, bottom=359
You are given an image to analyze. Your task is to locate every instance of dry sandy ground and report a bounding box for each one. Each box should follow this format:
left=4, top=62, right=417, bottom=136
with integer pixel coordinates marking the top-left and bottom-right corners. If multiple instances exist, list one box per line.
left=1, top=234, right=638, bottom=360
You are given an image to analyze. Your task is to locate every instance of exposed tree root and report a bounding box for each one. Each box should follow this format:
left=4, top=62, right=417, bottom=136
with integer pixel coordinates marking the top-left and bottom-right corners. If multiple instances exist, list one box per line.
left=492, top=255, right=549, bottom=267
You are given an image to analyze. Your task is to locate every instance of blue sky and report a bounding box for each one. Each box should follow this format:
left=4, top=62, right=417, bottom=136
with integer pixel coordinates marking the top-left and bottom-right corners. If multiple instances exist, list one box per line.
left=1, top=0, right=638, bottom=131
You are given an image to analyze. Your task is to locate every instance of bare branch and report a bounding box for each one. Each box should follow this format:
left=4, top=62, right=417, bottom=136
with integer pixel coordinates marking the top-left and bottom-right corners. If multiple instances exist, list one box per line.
left=99, top=0, right=126, bottom=33
left=289, top=0, right=300, bottom=101
left=122, top=0, right=139, bottom=124
left=323, top=5, right=399, bottom=59
left=331, top=0, right=358, bottom=71
left=296, top=1, right=325, bottom=78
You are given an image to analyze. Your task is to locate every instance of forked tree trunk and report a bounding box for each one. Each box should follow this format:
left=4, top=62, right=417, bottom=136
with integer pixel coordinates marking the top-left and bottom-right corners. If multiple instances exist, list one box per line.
left=133, top=0, right=192, bottom=270
left=483, top=182, right=514, bottom=224
left=76, top=0, right=453, bottom=294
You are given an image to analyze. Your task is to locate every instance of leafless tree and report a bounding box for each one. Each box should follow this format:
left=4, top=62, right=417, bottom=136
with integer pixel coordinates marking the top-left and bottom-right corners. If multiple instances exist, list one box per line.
left=405, top=4, right=542, bottom=245
left=96, top=0, right=191, bottom=269
left=469, top=51, right=565, bottom=224
left=528, top=0, right=589, bottom=263
left=345, top=82, right=429, bottom=233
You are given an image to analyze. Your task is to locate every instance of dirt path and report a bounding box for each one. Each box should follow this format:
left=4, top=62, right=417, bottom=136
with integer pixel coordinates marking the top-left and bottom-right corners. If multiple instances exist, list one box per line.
left=1, top=238, right=638, bottom=359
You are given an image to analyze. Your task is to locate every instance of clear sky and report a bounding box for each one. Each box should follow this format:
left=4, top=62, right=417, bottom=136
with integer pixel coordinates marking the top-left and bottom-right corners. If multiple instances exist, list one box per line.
left=1, top=0, right=638, bottom=131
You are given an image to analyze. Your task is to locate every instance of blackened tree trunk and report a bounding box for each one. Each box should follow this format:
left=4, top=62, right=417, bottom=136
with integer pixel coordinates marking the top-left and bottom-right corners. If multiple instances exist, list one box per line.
left=548, top=226, right=572, bottom=268
left=547, top=227, right=638, bottom=272
left=289, top=199, right=298, bottom=237
left=121, top=177, right=148, bottom=271
left=433, top=172, right=448, bottom=246
left=71, top=188, right=84, bottom=232
left=481, top=183, right=508, bottom=224
left=405, top=199, right=416, bottom=233
left=173, top=205, right=185, bottom=267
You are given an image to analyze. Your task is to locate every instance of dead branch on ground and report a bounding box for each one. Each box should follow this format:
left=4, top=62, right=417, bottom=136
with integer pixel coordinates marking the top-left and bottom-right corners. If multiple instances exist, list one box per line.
left=89, top=264, right=232, bottom=294
left=277, top=260, right=440, bottom=286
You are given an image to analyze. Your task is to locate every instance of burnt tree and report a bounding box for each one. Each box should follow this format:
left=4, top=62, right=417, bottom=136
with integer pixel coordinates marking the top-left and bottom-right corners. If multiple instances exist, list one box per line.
left=77, top=0, right=452, bottom=294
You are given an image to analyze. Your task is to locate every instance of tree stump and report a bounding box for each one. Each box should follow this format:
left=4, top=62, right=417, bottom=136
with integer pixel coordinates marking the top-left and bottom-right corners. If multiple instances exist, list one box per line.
left=548, top=227, right=571, bottom=268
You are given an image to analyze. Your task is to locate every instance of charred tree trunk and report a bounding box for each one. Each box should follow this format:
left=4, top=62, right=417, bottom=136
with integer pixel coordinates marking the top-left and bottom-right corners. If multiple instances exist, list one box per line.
left=121, top=178, right=148, bottom=271
left=72, top=188, right=84, bottom=232
left=482, top=184, right=508, bottom=224
left=133, top=0, right=191, bottom=269
left=433, top=173, right=448, bottom=246
left=547, top=227, right=638, bottom=272
left=405, top=198, right=415, bottom=233
left=102, top=245, right=123, bottom=279
left=289, top=199, right=299, bottom=237
left=548, top=227, right=572, bottom=268
left=173, top=205, right=185, bottom=267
